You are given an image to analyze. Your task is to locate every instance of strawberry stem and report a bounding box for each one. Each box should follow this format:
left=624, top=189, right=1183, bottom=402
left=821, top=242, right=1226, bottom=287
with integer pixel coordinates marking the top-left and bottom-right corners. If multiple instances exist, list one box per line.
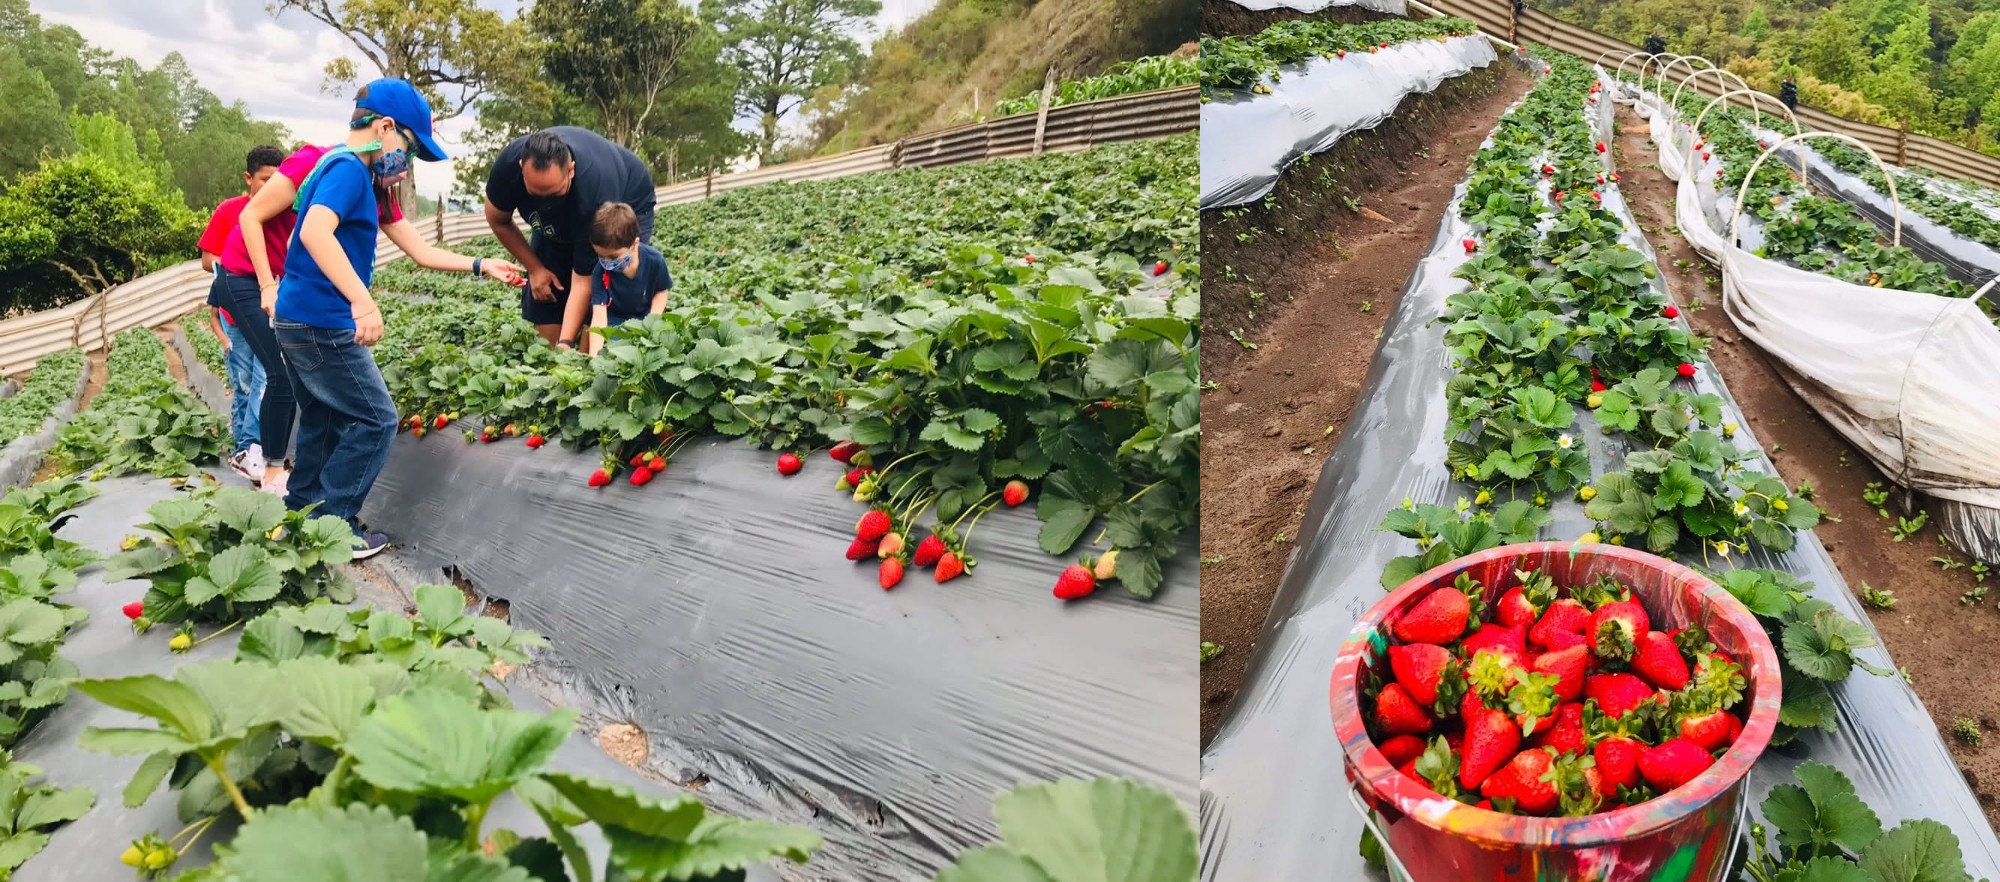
left=876, top=450, right=930, bottom=478
left=950, top=491, right=1003, bottom=531
left=960, top=500, right=1002, bottom=546
left=189, top=619, right=242, bottom=650
left=204, top=754, right=254, bottom=820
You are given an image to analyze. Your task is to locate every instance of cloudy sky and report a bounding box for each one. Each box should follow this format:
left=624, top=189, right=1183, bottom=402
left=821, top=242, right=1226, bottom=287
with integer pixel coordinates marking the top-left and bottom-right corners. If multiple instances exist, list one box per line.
left=31, top=0, right=939, bottom=190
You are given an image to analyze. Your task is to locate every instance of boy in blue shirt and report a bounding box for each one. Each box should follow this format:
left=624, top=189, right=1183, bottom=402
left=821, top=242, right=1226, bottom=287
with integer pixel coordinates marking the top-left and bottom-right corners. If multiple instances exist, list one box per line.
left=584, top=201, right=672, bottom=355
left=275, top=78, right=522, bottom=558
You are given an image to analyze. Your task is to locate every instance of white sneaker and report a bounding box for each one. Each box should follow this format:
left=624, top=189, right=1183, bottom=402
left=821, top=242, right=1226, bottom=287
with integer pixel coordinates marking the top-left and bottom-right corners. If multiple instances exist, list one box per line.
left=228, top=447, right=267, bottom=483
left=261, top=470, right=289, bottom=498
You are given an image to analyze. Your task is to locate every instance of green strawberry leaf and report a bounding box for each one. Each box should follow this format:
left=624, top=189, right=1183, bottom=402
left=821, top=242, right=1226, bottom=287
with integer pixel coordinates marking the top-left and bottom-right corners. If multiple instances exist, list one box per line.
left=1858, top=819, right=1975, bottom=882
left=347, top=687, right=574, bottom=803
left=985, top=778, right=1197, bottom=882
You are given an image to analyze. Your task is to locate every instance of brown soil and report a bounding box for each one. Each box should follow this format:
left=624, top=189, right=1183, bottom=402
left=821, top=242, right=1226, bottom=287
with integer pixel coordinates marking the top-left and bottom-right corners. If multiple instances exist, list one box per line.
left=28, top=350, right=108, bottom=485
left=1198, top=66, right=1535, bottom=744
left=1203, top=64, right=1513, bottom=378
left=597, top=722, right=650, bottom=769
left=156, top=327, right=190, bottom=386
left=1612, top=107, right=2000, bottom=826
left=1200, top=2, right=1381, bottom=38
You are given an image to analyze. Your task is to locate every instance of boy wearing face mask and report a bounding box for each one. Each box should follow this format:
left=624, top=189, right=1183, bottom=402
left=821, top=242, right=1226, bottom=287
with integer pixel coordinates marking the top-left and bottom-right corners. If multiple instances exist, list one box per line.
left=276, top=78, right=523, bottom=558
left=584, top=202, right=672, bottom=355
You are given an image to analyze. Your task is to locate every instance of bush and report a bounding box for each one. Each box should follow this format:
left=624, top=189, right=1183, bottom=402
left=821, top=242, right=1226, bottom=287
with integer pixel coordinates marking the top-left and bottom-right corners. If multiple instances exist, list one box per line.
left=0, top=153, right=199, bottom=315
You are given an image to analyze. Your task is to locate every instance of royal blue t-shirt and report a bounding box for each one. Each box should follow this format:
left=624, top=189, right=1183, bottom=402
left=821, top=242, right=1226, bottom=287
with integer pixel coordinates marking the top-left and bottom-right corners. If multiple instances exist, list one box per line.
left=276, top=154, right=382, bottom=330
left=590, top=243, right=672, bottom=320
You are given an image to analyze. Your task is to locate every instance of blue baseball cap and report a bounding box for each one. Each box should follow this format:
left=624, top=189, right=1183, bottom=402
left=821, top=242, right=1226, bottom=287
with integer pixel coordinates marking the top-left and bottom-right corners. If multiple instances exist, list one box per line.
left=354, top=78, right=448, bottom=162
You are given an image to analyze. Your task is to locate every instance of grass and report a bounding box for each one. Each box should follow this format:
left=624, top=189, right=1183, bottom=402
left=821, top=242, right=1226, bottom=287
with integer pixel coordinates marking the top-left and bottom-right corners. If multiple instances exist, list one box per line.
left=1954, top=718, right=1983, bottom=748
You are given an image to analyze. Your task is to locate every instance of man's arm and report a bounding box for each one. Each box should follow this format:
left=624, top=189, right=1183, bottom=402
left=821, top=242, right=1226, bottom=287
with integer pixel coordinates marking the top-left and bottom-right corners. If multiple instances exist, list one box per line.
left=483, top=198, right=539, bottom=270
left=558, top=270, right=593, bottom=346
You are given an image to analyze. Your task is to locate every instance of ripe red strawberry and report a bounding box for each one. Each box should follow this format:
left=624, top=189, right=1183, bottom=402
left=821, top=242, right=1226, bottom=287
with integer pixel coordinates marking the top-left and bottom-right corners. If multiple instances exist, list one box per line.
left=1677, top=362, right=1697, bottom=378
left=935, top=552, right=966, bottom=582
left=1053, top=565, right=1097, bottom=600
left=879, top=557, right=905, bottom=590
left=1378, top=734, right=1427, bottom=769
left=411, top=427, right=427, bottom=439
left=525, top=434, right=546, bottom=449
left=121, top=601, right=144, bottom=620
left=1153, top=261, right=1169, bottom=276
left=1392, top=587, right=1470, bottom=645
left=1462, top=624, right=1527, bottom=669
left=1539, top=628, right=1589, bottom=653
left=629, top=467, right=655, bottom=486
left=1389, top=643, right=1453, bottom=706
left=1023, top=254, right=1035, bottom=264
left=1595, top=141, right=1607, bottom=153
left=1462, top=238, right=1478, bottom=254
left=776, top=453, right=802, bottom=475
left=1677, top=708, right=1741, bottom=752
left=913, top=534, right=946, bottom=568
left=1639, top=738, right=1715, bottom=792
left=1530, top=644, right=1589, bottom=702
left=1530, top=703, right=1587, bottom=753
left=1590, top=379, right=1608, bottom=393
left=630, top=453, right=648, bottom=468
left=1632, top=631, right=1691, bottom=690
left=847, top=535, right=883, bottom=561
left=1663, top=305, right=1680, bottom=319
left=1379, top=41, right=1389, bottom=48
left=1593, top=736, right=1645, bottom=796
left=844, top=466, right=873, bottom=488
left=1543, top=164, right=1555, bottom=176
left=856, top=509, right=893, bottom=541
left=1458, top=707, right=1521, bottom=790
left=648, top=458, right=667, bottom=473
left=1496, top=573, right=1558, bottom=628
left=1609, top=172, right=1621, bottom=182
left=1584, top=673, right=1657, bottom=719
left=587, top=468, right=611, bottom=488
left=1529, top=599, right=1590, bottom=650
left=1002, top=480, right=1029, bottom=507
left=1701, top=152, right=1711, bottom=162
left=1554, top=190, right=1566, bottom=201
left=433, top=415, right=449, bottom=430
left=1588, top=600, right=1650, bottom=662
left=829, top=440, right=862, bottom=463
left=1481, top=748, right=1559, bottom=815
left=1373, top=683, right=1435, bottom=736
left=1597, top=173, right=1606, bottom=184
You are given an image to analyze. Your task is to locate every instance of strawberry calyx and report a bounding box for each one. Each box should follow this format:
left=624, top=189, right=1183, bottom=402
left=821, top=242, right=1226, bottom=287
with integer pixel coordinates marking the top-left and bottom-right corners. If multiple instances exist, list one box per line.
left=1414, top=736, right=1462, bottom=800
left=1506, top=669, right=1562, bottom=736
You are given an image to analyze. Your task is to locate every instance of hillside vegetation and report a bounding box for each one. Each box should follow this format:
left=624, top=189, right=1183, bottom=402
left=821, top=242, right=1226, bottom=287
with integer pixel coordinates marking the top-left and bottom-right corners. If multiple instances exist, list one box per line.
left=1542, top=0, right=2000, bottom=153
left=798, top=0, right=1196, bottom=156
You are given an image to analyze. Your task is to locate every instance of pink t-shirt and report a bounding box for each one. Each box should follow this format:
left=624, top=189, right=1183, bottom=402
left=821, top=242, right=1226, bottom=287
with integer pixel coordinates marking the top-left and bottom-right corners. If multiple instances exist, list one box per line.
left=217, top=145, right=404, bottom=277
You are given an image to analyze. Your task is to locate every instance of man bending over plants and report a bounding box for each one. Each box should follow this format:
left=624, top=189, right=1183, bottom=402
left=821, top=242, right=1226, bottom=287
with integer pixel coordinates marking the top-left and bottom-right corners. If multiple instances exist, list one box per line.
left=276, top=78, right=522, bottom=558
left=482, top=127, right=657, bottom=349
left=583, top=202, right=672, bottom=355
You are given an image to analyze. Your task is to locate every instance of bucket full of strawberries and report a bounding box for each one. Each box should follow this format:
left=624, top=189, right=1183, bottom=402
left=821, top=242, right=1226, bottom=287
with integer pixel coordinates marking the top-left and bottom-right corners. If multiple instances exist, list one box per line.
left=1329, top=542, right=1781, bottom=882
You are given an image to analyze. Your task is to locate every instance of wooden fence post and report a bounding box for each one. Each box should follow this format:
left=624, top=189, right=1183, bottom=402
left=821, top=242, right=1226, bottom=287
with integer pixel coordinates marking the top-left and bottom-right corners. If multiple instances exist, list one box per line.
left=435, top=193, right=447, bottom=243
left=1032, top=67, right=1057, bottom=157
left=1509, top=0, right=1523, bottom=44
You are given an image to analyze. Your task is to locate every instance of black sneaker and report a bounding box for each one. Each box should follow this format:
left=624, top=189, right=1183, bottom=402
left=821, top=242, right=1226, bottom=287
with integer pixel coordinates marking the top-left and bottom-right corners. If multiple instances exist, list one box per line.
left=352, top=529, right=390, bottom=561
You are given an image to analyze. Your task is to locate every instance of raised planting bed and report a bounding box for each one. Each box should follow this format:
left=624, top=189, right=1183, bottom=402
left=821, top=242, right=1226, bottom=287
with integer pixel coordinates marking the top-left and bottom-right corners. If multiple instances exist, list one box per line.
left=52, top=329, right=224, bottom=481
left=0, top=348, right=89, bottom=490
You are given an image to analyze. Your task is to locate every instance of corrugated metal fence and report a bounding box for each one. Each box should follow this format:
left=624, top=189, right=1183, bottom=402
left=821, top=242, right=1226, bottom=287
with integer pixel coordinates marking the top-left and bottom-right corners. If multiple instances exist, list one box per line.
left=0, top=86, right=1197, bottom=377
left=1418, top=0, right=2000, bottom=189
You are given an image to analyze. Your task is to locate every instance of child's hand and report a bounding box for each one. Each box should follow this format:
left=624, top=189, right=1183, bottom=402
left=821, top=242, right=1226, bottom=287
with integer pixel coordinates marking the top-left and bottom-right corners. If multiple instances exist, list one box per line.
left=483, top=258, right=525, bottom=286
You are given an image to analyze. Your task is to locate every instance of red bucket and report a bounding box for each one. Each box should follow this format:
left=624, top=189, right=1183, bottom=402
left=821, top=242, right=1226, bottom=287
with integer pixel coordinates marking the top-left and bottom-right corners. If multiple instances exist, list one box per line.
left=1329, top=542, right=1781, bottom=882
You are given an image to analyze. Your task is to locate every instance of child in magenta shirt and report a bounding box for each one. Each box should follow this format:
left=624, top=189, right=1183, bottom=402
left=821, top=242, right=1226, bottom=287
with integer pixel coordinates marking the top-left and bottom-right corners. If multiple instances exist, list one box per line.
left=195, top=146, right=284, bottom=477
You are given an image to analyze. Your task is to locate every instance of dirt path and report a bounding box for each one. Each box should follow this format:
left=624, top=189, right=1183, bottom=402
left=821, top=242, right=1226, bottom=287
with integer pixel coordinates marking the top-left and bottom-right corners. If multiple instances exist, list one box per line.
left=156, top=327, right=190, bottom=387
left=1198, top=69, right=1535, bottom=744
left=1612, top=107, right=2000, bottom=825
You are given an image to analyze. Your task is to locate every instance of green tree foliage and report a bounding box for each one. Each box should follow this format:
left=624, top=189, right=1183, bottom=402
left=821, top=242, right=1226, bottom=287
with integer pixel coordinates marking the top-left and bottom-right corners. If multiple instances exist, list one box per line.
left=0, top=0, right=285, bottom=313
left=700, top=0, right=883, bottom=163
left=1540, top=0, right=2000, bottom=152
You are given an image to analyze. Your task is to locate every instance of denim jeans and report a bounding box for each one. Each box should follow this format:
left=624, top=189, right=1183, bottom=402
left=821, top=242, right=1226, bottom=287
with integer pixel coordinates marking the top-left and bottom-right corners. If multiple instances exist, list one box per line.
left=220, top=316, right=265, bottom=455
left=273, top=319, right=396, bottom=527
left=216, top=272, right=299, bottom=462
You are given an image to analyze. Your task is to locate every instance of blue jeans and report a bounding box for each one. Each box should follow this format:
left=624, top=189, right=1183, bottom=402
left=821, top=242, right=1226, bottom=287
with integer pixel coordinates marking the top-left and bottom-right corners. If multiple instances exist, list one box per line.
left=273, top=319, right=395, bottom=528
left=217, top=272, right=300, bottom=462
left=220, top=316, right=265, bottom=455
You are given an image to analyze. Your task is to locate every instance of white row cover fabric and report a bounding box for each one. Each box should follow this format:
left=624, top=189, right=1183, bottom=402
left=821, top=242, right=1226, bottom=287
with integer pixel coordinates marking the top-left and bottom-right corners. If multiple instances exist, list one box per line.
left=1200, top=35, right=1499, bottom=209
left=1627, top=84, right=2000, bottom=563
left=1224, top=0, right=1406, bottom=12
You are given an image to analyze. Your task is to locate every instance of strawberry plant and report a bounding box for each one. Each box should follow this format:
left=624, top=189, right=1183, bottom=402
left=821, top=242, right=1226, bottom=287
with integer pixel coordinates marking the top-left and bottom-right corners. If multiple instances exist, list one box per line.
left=101, top=485, right=360, bottom=627
left=1589, top=368, right=1725, bottom=447
left=1198, top=17, right=1482, bottom=98
left=54, top=329, right=224, bottom=480
left=0, top=748, right=94, bottom=875
left=178, top=315, right=225, bottom=379
left=0, top=348, right=85, bottom=445
left=1705, top=569, right=1891, bottom=745
left=1376, top=500, right=1552, bottom=589
left=1740, top=762, right=1978, bottom=882
left=0, top=478, right=98, bottom=571
left=1583, top=431, right=1821, bottom=555
left=929, top=777, right=1195, bottom=881
left=994, top=55, right=1198, bottom=116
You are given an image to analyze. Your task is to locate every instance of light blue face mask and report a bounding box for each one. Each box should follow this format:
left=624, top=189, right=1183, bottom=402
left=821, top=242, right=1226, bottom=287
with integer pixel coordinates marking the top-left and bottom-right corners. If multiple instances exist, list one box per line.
left=597, top=253, right=635, bottom=273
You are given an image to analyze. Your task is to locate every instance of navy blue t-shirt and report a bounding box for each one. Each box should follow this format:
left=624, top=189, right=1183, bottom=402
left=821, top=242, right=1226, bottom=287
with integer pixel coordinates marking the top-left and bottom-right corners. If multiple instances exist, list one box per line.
left=276, top=154, right=381, bottom=330
left=591, top=244, right=672, bottom=320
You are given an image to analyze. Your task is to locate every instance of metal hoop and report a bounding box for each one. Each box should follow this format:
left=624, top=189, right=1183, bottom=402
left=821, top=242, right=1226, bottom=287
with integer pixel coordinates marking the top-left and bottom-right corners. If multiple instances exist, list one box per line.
left=1729, top=131, right=1903, bottom=249
left=1655, top=55, right=1714, bottom=107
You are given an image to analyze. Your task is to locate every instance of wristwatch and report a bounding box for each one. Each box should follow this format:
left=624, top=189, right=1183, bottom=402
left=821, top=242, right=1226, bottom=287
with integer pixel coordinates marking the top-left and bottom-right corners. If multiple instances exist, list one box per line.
left=471, top=257, right=483, bottom=277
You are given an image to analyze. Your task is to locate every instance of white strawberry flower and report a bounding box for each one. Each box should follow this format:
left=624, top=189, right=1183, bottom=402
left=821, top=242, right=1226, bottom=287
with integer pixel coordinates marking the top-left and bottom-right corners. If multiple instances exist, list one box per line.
left=1557, top=434, right=1575, bottom=449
